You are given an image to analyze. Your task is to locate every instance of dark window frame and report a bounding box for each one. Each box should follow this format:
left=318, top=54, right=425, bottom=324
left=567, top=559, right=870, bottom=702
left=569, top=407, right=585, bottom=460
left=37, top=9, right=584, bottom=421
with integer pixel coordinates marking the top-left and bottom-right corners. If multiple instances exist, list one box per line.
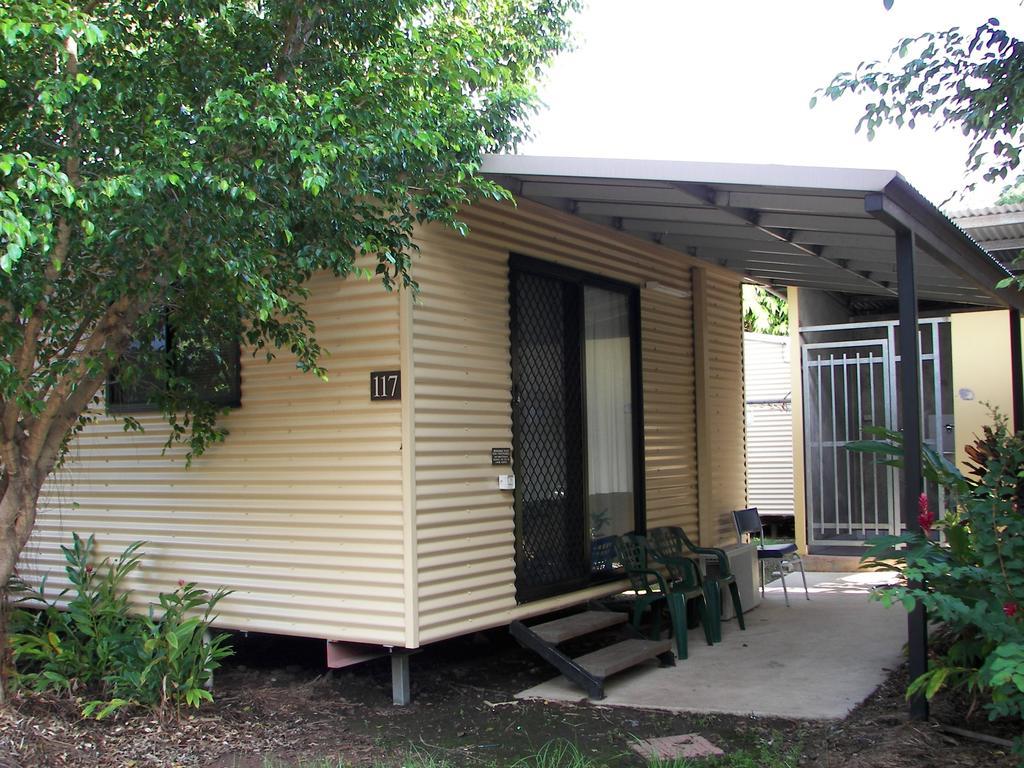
left=106, top=323, right=242, bottom=413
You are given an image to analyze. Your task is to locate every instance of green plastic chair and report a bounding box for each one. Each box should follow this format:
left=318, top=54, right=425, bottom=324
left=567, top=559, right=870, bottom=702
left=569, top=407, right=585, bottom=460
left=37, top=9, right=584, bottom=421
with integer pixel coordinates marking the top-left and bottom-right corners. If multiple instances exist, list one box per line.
left=648, top=526, right=746, bottom=642
left=613, top=533, right=713, bottom=659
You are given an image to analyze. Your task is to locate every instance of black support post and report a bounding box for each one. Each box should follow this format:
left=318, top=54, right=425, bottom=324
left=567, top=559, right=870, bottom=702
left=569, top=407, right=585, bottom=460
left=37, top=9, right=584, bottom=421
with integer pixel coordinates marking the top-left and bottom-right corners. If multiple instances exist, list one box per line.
left=896, top=229, right=928, bottom=722
left=1011, top=309, right=1023, bottom=435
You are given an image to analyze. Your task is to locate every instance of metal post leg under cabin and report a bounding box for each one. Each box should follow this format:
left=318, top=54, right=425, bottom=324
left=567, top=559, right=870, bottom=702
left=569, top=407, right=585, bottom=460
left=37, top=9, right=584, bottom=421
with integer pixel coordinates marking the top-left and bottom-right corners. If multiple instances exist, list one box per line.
left=391, top=652, right=411, bottom=705
left=896, top=229, right=929, bottom=722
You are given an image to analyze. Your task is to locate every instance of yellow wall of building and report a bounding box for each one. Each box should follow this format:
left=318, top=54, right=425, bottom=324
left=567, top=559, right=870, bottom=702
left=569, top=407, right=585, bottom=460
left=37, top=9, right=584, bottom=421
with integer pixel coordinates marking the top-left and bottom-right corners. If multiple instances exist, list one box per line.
left=951, top=310, right=1021, bottom=470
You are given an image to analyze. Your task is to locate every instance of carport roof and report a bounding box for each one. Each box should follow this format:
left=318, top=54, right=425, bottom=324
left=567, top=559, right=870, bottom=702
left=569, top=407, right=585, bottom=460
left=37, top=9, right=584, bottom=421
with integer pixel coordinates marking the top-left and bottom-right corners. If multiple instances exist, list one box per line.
left=950, top=203, right=1024, bottom=261
left=481, top=155, right=1024, bottom=312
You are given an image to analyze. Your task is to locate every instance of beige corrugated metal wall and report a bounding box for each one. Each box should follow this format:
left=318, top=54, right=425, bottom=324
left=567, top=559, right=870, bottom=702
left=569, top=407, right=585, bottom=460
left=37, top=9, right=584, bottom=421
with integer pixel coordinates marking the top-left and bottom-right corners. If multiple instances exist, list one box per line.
left=694, top=271, right=748, bottom=545
left=744, top=333, right=794, bottom=518
left=17, top=200, right=747, bottom=651
left=409, top=227, right=514, bottom=645
left=20, top=270, right=410, bottom=645
left=411, top=198, right=742, bottom=644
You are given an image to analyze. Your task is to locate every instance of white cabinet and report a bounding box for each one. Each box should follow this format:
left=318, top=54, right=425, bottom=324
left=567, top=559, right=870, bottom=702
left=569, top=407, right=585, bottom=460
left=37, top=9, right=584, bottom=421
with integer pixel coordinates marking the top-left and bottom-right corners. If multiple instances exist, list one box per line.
left=705, top=541, right=760, bottom=619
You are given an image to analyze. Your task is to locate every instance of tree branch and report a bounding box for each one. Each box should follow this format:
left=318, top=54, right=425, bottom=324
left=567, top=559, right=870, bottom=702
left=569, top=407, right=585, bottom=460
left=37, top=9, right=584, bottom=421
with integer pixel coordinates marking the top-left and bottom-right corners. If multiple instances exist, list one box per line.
left=25, top=295, right=139, bottom=467
left=32, top=311, right=99, bottom=407
left=275, top=1, right=322, bottom=83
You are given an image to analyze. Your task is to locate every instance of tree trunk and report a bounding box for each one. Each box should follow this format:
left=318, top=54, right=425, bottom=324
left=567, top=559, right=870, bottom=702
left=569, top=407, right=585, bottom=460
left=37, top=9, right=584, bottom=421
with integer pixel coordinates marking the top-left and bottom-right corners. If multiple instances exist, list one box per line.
left=0, top=470, right=46, bottom=706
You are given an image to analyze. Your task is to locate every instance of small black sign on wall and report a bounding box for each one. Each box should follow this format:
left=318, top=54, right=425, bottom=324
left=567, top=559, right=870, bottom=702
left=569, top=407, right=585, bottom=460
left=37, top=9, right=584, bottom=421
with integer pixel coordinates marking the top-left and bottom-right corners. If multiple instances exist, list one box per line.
left=370, top=370, right=401, bottom=401
left=491, top=447, right=512, bottom=465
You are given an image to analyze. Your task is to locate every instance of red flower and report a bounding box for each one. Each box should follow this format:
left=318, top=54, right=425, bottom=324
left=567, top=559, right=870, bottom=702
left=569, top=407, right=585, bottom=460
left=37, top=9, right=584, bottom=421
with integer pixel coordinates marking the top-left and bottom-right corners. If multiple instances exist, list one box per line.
left=84, top=564, right=94, bottom=574
left=177, top=579, right=185, bottom=588
left=917, top=493, right=934, bottom=535
left=1004, top=602, right=1019, bottom=619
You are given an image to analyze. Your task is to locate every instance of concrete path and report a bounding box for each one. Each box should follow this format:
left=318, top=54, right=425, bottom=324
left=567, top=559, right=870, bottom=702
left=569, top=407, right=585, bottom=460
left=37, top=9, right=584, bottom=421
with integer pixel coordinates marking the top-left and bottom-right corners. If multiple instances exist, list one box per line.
left=516, top=571, right=907, bottom=720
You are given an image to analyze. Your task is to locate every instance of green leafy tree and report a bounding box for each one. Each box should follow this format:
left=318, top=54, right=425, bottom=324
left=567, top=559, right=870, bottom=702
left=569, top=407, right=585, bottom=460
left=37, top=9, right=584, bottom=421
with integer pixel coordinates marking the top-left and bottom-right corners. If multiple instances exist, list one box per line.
left=742, top=285, right=788, bottom=335
left=813, top=10, right=1024, bottom=196
left=996, top=183, right=1024, bottom=205
left=0, top=0, right=579, bottom=693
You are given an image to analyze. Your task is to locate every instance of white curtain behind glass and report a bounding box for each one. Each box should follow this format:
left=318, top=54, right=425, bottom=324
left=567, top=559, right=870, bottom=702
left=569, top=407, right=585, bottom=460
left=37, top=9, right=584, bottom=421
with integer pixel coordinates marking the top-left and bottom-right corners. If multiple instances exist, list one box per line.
left=584, top=286, right=634, bottom=538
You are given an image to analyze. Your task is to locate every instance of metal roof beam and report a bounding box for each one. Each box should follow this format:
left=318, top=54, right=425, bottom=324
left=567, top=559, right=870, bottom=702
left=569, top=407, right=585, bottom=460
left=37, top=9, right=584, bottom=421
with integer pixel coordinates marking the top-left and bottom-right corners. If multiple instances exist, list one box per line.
left=757, top=275, right=891, bottom=293
left=660, top=234, right=811, bottom=255
left=865, top=188, right=1024, bottom=311
left=763, top=227, right=898, bottom=296
left=675, top=182, right=901, bottom=297
left=758, top=213, right=890, bottom=235
left=791, top=231, right=894, bottom=249
left=721, top=191, right=866, bottom=214
left=519, top=181, right=700, bottom=206
left=573, top=201, right=735, bottom=224
left=667, top=181, right=899, bottom=299
left=619, top=219, right=777, bottom=241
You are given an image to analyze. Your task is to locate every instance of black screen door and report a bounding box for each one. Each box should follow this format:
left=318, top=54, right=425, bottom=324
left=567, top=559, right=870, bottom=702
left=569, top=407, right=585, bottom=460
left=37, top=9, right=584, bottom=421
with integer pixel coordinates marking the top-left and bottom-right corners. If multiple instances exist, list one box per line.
left=510, top=267, right=588, bottom=602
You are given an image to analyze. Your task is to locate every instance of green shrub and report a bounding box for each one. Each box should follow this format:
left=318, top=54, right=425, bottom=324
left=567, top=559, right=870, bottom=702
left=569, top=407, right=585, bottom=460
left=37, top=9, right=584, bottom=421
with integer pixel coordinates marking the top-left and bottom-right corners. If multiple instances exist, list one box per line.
left=9, top=533, right=232, bottom=718
left=849, top=415, right=1024, bottom=754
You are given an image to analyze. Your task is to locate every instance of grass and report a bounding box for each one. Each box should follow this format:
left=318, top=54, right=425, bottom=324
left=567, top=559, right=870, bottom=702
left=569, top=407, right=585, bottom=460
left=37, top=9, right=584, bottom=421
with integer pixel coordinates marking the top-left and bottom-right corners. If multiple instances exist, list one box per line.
left=511, top=740, right=618, bottom=768
left=677, top=735, right=801, bottom=768
left=260, top=734, right=802, bottom=768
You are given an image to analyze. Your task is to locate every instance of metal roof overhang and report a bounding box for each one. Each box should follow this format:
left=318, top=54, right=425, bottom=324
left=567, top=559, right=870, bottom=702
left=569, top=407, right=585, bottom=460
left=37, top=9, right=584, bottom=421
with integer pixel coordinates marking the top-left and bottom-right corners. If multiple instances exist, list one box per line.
left=481, top=155, right=1024, bottom=312
left=950, top=204, right=1024, bottom=266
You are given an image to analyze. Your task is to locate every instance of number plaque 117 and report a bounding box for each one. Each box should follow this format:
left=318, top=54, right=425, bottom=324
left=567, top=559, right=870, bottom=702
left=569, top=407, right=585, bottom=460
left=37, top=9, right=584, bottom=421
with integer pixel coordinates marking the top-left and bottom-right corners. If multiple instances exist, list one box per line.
left=370, top=370, right=401, bottom=401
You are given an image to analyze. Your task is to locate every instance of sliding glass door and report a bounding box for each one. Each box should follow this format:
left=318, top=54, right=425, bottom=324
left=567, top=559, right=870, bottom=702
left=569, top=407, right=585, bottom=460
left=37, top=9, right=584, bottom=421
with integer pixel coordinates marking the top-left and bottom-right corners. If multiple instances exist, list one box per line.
left=510, top=256, right=643, bottom=602
left=584, top=286, right=637, bottom=559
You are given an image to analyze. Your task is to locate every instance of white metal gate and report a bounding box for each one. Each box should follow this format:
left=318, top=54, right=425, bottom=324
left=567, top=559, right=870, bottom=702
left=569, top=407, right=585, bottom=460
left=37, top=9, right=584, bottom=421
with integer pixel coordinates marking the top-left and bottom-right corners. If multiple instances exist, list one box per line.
left=801, top=318, right=952, bottom=549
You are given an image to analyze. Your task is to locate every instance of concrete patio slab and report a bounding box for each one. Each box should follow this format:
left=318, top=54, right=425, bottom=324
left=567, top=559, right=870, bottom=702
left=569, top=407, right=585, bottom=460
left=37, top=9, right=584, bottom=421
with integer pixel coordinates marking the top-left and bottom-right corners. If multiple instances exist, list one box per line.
left=516, top=571, right=906, bottom=720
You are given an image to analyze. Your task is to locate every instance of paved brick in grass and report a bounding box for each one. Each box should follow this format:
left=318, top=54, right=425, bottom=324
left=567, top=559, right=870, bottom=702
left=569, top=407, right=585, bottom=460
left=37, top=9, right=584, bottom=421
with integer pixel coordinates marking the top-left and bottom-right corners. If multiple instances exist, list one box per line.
left=630, top=733, right=725, bottom=760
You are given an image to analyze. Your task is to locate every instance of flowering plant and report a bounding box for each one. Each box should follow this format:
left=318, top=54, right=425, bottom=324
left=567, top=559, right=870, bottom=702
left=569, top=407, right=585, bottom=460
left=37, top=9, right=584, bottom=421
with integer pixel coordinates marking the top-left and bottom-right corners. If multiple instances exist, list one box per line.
left=8, top=534, right=231, bottom=719
left=917, top=492, right=934, bottom=535
left=848, top=414, right=1024, bottom=752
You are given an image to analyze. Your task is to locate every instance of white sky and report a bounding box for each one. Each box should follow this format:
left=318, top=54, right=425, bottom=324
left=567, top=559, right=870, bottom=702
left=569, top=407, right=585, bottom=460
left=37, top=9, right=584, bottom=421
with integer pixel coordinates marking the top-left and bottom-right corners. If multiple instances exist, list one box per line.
left=521, top=0, right=1024, bottom=211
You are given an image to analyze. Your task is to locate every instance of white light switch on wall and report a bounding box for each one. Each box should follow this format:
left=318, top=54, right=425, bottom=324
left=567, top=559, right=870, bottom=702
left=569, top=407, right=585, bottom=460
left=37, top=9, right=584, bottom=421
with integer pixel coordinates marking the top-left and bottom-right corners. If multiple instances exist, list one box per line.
left=498, top=474, right=515, bottom=490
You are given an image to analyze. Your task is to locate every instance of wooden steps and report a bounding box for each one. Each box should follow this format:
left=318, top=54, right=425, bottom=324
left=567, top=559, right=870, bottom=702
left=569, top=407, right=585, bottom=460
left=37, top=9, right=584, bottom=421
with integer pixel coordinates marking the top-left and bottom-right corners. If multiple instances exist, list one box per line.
left=510, top=608, right=675, bottom=700
left=532, top=609, right=627, bottom=643
left=574, top=638, right=674, bottom=678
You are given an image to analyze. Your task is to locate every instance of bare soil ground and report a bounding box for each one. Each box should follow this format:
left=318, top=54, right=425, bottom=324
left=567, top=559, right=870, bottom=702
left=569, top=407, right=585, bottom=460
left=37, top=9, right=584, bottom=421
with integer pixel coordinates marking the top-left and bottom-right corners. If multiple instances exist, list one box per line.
left=1, top=629, right=1019, bottom=767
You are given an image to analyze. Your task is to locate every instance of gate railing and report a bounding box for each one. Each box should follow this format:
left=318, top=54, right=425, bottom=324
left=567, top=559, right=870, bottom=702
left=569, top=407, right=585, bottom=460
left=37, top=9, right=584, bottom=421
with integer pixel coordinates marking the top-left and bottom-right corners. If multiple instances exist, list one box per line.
left=800, top=318, right=951, bottom=548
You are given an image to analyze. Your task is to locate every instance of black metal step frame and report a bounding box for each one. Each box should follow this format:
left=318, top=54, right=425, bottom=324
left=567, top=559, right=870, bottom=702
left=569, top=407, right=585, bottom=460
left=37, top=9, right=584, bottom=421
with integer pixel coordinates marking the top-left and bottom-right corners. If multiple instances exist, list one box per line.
left=510, top=607, right=675, bottom=700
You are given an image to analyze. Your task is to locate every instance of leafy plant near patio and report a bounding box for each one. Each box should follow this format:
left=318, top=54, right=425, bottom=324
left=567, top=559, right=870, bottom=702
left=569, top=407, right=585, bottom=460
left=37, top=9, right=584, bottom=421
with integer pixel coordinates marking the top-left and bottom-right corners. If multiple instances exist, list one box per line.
left=848, top=416, right=1024, bottom=754
left=8, top=533, right=231, bottom=718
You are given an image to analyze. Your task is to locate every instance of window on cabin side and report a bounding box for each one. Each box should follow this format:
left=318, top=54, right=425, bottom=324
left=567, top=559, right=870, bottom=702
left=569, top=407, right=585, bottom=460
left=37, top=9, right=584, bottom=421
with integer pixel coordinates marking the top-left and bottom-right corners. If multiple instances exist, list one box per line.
left=106, top=323, right=241, bottom=412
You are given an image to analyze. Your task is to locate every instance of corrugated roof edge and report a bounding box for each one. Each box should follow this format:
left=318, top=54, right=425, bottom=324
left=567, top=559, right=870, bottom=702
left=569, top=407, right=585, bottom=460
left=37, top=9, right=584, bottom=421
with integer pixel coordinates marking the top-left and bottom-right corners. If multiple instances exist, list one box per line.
left=481, top=154, right=901, bottom=193
left=947, top=202, right=1024, bottom=218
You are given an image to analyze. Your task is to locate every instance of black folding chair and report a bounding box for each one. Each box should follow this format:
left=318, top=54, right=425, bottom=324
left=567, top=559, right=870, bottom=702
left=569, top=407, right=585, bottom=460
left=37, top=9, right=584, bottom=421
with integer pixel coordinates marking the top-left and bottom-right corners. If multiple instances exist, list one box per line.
left=732, top=507, right=809, bottom=606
